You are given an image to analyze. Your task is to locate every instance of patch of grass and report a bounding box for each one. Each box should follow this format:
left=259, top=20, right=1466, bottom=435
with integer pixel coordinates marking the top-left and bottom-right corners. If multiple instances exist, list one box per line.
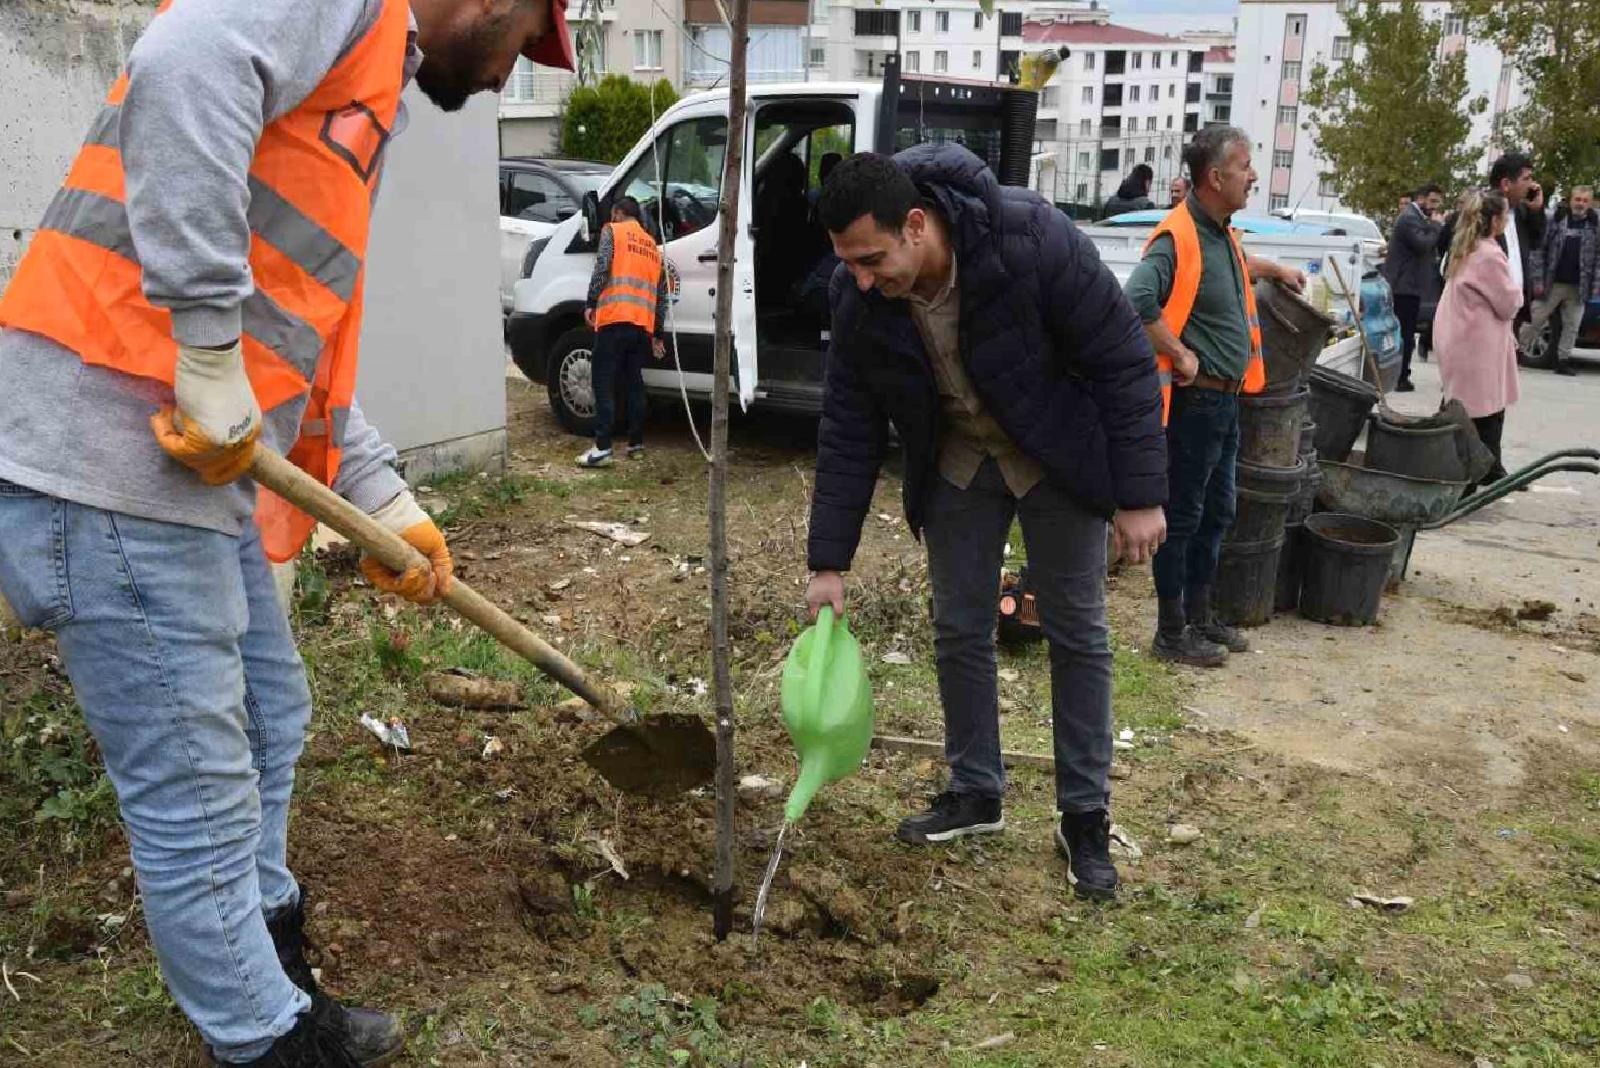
left=0, top=687, right=116, bottom=857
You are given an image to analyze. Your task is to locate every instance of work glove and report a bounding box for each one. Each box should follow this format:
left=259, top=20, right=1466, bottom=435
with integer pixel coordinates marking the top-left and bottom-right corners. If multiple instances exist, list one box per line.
left=150, top=341, right=262, bottom=485
left=359, top=491, right=453, bottom=605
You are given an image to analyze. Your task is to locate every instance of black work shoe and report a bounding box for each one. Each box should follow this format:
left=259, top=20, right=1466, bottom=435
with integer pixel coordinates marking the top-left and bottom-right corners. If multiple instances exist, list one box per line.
left=1055, top=810, right=1120, bottom=901
left=1555, top=365, right=1577, bottom=377
left=1151, top=626, right=1228, bottom=668
left=1194, top=618, right=1249, bottom=653
left=1395, top=377, right=1416, bottom=393
left=269, top=894, right=403, bottom=1067
left=234, top=1013, right=362, bottom=1067
left=895, top=791, right=1004, bottom=845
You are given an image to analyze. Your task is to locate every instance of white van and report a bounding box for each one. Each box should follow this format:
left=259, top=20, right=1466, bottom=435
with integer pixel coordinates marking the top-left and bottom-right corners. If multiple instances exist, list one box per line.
left=505, top=59, right=1042, bottom=433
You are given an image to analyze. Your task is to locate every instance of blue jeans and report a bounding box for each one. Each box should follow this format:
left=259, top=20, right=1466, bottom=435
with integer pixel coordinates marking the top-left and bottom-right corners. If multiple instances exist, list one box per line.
left=0, top=481, right=312, bottom=1062
left=1151, top=387, right=1239, bottom=603
left=591, top=323, right=649, bottom=451
left=921, top=459, right=1113, bottom=812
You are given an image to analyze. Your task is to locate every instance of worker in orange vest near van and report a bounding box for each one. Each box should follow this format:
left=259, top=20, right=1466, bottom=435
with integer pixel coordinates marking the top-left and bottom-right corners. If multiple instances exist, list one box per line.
left=0, top=1, right=574, bottom=1064
left=579, top=196, right=670, bottom=467
left=1125, top=127, right=1305, bottom=669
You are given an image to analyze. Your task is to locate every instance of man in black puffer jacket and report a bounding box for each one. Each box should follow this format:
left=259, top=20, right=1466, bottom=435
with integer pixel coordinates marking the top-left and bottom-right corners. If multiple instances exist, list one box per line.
left=804, top=147, right=1168, bottom=901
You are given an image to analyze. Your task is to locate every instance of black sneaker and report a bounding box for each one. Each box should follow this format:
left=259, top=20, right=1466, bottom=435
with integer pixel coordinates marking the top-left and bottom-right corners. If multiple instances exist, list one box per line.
left=1150, top=626, right=1228, bottom=668
left=1555, top=365, right=1577, bottom=377
left=268, top=894, right=403, bottom=1067
left=895, top=791, right=1004, bottom=845
left=1395, top=377, right=1416, bottom=393
left=1055, top=810, right=1120, bottom=902
left=1194, top=618, right=1249, bottom=653
left=233, top=1013, right=362, bottom=1067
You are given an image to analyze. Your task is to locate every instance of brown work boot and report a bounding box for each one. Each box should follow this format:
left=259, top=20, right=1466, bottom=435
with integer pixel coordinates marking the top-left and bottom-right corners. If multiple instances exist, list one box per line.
left=268, top=893, right=403, bottom=1067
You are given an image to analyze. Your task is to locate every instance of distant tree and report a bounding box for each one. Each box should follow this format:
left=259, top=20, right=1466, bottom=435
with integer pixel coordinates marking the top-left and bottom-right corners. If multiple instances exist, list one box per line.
left=1461, top=0, right=1600, bottom=192
left=1301, top=0, right=1485, bottom=218
left=559, top=77, right=678, bottom=164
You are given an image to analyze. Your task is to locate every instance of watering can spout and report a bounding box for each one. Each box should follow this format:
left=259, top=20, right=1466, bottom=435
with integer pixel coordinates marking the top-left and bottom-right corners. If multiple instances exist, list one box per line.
left=784, top=759, right=829, bottom=823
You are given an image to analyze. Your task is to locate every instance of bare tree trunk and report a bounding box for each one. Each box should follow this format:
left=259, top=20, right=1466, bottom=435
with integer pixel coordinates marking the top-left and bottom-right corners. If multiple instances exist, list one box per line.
left=709, top=0, right=750, bottom=942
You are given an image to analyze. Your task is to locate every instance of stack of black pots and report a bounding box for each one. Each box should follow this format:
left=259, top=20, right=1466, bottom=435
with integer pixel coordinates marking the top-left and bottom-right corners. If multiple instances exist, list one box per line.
left=1214, top=282, right=1335, bottom=627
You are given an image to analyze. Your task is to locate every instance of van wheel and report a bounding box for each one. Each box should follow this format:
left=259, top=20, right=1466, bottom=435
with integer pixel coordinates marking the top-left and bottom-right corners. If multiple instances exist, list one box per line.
left=547, top=327, right=599, bottom=435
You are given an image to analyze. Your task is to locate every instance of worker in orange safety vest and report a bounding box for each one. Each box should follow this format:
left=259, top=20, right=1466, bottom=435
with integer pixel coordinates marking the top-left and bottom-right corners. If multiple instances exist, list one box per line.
left=578, top=195, right=670, bottom=467
left=1124, top=126, right=1306, bottom=671
left=0, top=1, right=574, bottom=1064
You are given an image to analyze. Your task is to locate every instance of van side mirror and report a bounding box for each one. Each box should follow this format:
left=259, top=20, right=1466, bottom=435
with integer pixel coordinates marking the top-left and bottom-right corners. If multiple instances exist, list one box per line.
left=581, top=190, right=601, bottom=243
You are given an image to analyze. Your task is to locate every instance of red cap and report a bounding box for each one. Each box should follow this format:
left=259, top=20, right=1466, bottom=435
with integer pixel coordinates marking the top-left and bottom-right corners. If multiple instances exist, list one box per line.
left=528, top=0, right=577, bottom=72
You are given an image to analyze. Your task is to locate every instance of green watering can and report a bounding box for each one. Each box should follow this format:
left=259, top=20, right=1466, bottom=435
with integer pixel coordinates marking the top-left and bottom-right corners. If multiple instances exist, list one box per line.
left=779, top=606, right=875, bottom=822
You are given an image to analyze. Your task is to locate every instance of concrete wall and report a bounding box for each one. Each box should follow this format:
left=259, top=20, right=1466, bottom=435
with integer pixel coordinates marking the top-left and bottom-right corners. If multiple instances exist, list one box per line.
left=0, top=1, right=505, bottom=478
left=1, top=0, right=155, bottom=288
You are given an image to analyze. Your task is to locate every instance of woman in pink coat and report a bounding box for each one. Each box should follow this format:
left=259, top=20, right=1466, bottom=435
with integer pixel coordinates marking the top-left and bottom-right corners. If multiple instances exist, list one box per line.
left=1434, top=189, right=1522, bottom=484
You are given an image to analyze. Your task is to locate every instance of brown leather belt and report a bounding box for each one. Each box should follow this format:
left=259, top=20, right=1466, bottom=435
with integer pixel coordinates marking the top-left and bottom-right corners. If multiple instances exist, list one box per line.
left=1187, top=373, right=1245, bottom=394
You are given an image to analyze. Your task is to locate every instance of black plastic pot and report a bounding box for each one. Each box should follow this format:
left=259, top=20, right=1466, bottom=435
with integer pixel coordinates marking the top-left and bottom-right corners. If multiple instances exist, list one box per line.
left=1299, top=513, right=1400, bottom=626
left=1308, top=366, right=1379, bottom=462
left=1364, top=413, right=1465, bottom=481
left=1239, top=387, right=1310, bottom=467
left=1215, top=534, right=1285, bottom=628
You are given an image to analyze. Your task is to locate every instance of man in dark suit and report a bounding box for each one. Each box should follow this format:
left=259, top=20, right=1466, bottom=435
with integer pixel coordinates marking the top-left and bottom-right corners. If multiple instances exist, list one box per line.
left=1388, top=183, right=1445, bottom=391
left=1438, top=152, right=1539, bottom=315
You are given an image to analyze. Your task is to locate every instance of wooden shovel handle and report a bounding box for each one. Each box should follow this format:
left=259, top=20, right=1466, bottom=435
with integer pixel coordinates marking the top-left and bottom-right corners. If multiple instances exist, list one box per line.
left=249, top=449, right=630, bottom=721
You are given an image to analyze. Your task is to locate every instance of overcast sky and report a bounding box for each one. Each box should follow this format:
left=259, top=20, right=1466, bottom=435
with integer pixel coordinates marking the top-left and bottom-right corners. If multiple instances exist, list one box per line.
left=1105, top=0, right=1240, bottom=34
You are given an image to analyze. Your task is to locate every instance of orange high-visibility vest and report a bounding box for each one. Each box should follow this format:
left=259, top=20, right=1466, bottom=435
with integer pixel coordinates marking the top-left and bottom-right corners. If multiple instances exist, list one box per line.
left=1142, top=200, right=1264, bottom=425
left=595, top=219, right=663, bottom=333
left=0, top=0, right=410, bottom=563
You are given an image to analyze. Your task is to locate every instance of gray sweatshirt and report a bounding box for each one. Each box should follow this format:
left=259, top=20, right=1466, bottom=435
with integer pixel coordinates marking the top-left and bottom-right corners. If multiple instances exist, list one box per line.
left=585, top=224, right=671, bottom=335
left=0, top=0, right=410, bottom=535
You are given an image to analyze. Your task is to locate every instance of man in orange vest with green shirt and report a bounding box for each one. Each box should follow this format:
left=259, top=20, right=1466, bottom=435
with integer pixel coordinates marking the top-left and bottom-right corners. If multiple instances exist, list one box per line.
left=1125, top=127, right=1305, bottom=668
left=580, top=196, right=670, bottom=467
left=0, top=1, right=574, bottom=1064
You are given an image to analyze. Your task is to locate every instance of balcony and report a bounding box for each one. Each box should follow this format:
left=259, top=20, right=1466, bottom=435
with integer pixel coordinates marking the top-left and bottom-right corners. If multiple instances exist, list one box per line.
left=852, top=7, right=899, bottom=48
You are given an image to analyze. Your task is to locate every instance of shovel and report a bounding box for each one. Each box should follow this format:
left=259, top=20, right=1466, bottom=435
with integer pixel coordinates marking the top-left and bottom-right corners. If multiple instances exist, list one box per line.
left=249, top=449, right=715, bottom=798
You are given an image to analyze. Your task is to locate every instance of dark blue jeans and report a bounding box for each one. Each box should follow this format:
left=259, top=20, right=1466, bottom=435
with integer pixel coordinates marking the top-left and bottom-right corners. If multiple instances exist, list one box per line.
left=591, top=323, right=649, bottom=451
left=922, top=459, right=1113, bottom=813
left=1151, top=386, right=1239, bottom=604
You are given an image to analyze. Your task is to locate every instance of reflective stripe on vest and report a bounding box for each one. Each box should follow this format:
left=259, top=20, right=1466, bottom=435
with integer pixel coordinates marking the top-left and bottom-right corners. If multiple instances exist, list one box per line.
left=0, top=0, right=411, bottom=563
left=595, top=220, right=663, bottom=332
left=1142, top=201, right=1265, bottom=426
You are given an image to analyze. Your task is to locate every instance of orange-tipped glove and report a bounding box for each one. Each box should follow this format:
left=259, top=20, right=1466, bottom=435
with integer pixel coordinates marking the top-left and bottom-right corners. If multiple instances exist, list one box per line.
left=150, top=341, right=262, bottom=485
left=360, top=491, right=453, bottom=605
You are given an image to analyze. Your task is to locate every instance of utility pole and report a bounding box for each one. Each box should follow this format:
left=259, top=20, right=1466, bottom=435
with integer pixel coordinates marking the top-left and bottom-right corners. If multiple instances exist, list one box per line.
left=709, top=0, right=749, bottom=942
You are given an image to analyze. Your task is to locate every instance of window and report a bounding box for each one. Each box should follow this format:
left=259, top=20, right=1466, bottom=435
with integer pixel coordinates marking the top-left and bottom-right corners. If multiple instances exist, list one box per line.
left=855, top=10, right=898, bottom=36
left=1215, top=74, right=1233, bottom=95
left=632, top=29, right=663, bottom=70
left=1132, top=52, right=1143, bottom=70
left=1146, top=115, right=1157, bottom=131
left=1076, top=182, right=1089, bottom=201
left=1000, top=12, right=1022, bottom=36
left=1084, top=51, right=1097, bottom=72
left=1188, top=51, right=1203, bottom=72
left=906, top=10, right=920, bottom=33
left=1269, top=194, right=1290, bottom=211
left=1168, top=83, right=1176, bottom=98
left=504, top=170, right=566, bottom=222
left=1273, top=150, right=1293, bottom=169
left=1184, top=112, right=1199, bottom=132
left=1129, top=85, right=1141, bottom=102
left=1444, top=13, right=1465, bottom=37
left=1166, top=114, right=1174, bottom=129
left=1105, top=50, right=1126, bottom=75
left=1082, top=85, right=1094, bottom=104
left=1186, top=82, right=1200, bottom=103
left=1077, top=151, right=1092, bottom=171
left=1282, top=60, right=1301, bottom=83
left=1000, top=49, right=1019, bottom=76
left=972, top=50, right=982, bottom=70
left=1100, top=147, right=1120, bottom=171
left=1079, top=118, right=1092, bottom=136
left=1320, top=175, right=1338, bottom=196
left=1143, top=146, right=1155, bottom=163
left=1103, top=83, right=1122, bottom=106
left=809, top=47, right=825, bottom=67
left=1171, top=51, right=1180, bottom=66
left=936, top=11, right=949, bottom=33
left=974, top=11, right=983, bottom=30
left=1041, top=86, right=1058, bottom=106
left=1163, top=144, right=1173, bottom=160
left=1332, top=36, right=1353, bottom=60
left=1277, top=105, right=1297, bottom=125
left=615, top=116, right=727, bottom=241
left=905, top=50, right=920, bottom=73
left=934, top=50, right=948, bottom=73
left=1287, top=14, right=1306, bottom=36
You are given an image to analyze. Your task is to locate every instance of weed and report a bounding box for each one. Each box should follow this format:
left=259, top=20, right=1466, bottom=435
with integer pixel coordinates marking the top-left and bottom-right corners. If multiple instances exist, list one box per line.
left=0, top=688, right=115, bottom=855
left=606, top=982, right=735, bottom=1066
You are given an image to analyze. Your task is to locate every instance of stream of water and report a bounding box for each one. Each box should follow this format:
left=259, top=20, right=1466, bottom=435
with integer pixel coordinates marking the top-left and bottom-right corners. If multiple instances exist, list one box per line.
left=750, top=820, right=791, bottom=944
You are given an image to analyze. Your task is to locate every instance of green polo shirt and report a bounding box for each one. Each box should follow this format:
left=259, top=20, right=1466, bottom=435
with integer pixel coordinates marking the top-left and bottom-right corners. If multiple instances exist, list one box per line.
left=1125, top=195, right=1252, bottom=381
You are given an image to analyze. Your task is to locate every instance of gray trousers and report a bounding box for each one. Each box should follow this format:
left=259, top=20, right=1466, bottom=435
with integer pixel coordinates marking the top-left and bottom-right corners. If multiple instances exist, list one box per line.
left=1519, top=282, right=1585, bottom=365
left=922, top=459, right=1113, bottom=813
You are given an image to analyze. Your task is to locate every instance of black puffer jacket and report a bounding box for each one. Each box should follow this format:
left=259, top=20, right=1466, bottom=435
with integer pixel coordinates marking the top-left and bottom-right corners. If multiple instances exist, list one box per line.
left=807, top=144, right=1166, bottom=573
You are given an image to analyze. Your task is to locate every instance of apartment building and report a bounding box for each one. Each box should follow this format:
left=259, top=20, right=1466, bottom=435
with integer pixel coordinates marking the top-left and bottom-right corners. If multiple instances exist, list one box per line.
left=811, top=0, right=1032, bottom=84
left=1232, top=0, right=1528, bottom=215
left=1025, top=14, right=1210, bottom=211
left=499, top=0, right=685, bottom=156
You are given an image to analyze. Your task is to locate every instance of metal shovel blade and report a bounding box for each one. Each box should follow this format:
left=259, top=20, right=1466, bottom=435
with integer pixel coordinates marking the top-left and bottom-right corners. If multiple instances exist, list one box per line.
left=581, top=712, right=717, bottom=799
